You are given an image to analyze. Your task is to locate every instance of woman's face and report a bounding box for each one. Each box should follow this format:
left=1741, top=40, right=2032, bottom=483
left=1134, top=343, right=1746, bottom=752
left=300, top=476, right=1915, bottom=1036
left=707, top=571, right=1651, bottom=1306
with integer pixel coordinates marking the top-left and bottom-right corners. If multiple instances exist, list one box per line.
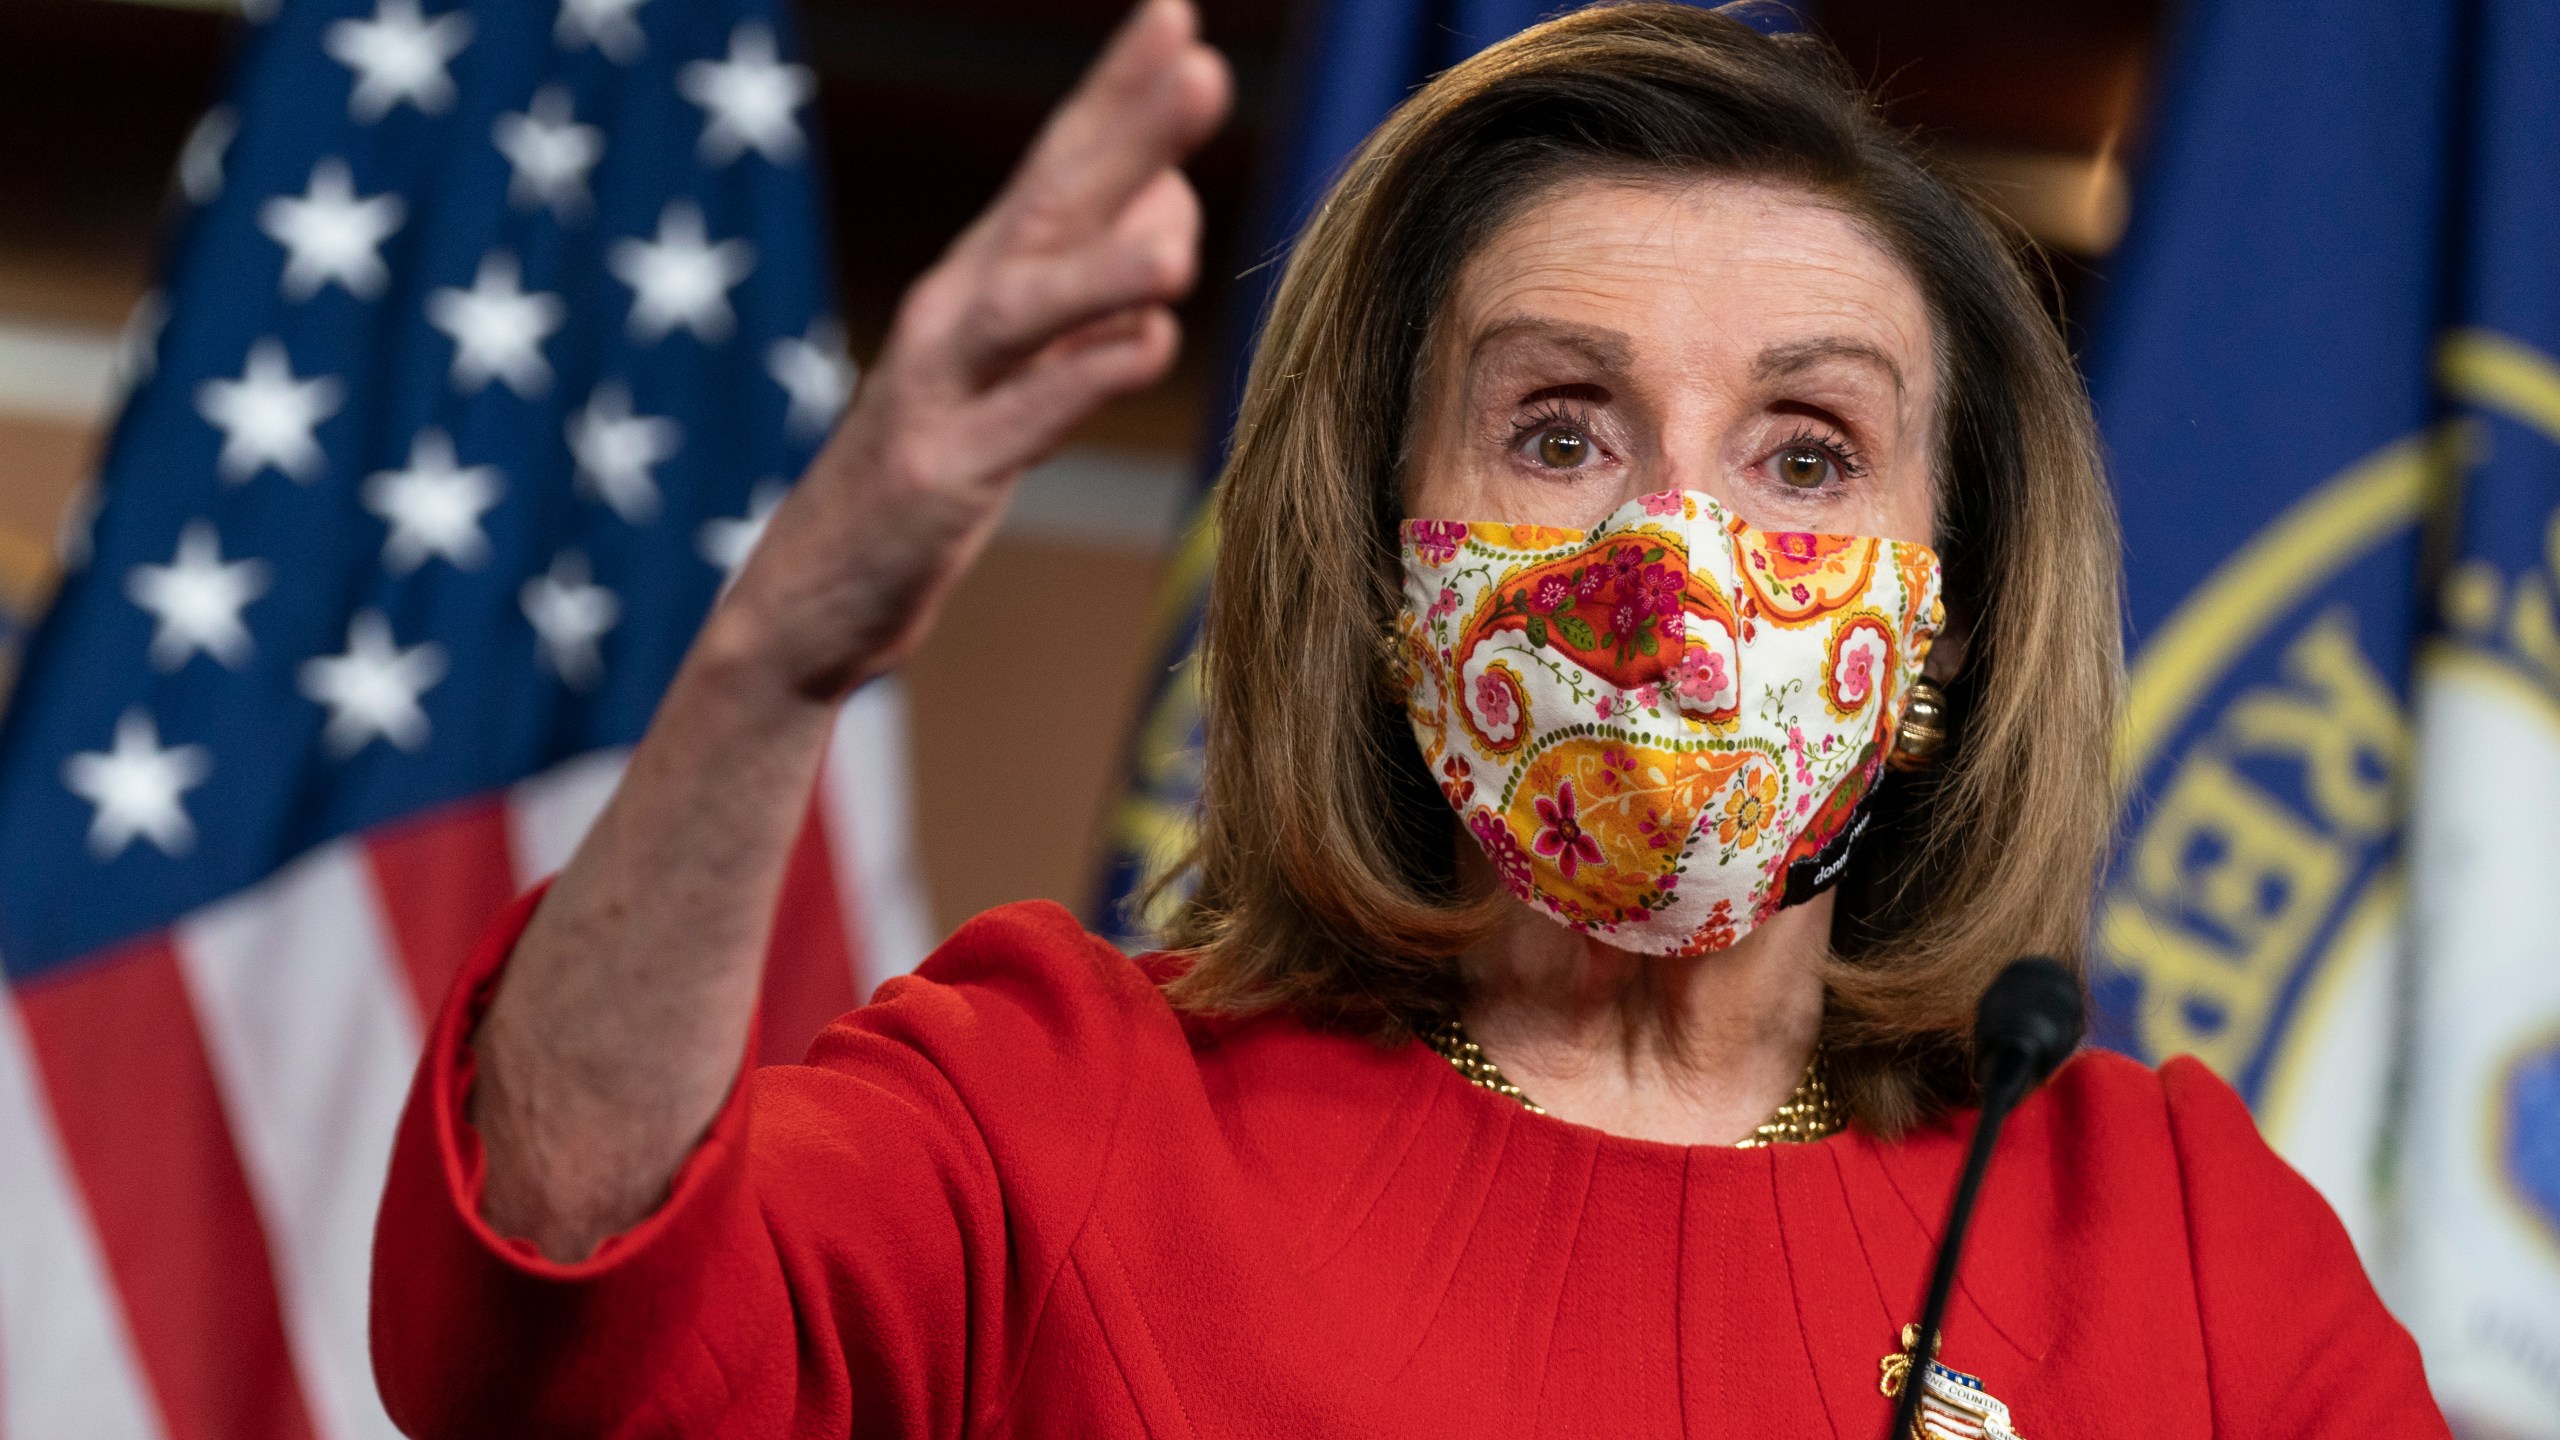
left=1405, top=175, right=1940, bottom=548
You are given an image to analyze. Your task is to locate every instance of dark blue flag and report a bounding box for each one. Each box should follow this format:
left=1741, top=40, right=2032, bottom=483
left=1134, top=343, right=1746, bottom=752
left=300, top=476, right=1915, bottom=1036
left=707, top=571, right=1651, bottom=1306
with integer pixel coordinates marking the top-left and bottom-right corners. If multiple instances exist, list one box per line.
left=2089, top=0, right=2560, bottom=1422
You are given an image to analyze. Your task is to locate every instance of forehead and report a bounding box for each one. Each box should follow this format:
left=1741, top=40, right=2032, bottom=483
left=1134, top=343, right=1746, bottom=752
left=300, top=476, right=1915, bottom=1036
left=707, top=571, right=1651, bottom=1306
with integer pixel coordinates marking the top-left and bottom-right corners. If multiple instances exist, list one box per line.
left=1442, top=175, right=1934, bottom=386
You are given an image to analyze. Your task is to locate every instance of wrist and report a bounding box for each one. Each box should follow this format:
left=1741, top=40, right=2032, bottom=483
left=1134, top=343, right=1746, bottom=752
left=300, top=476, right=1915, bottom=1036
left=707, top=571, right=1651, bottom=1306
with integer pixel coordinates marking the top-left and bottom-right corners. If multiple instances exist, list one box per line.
left=682, top=597, right=852, bottom=727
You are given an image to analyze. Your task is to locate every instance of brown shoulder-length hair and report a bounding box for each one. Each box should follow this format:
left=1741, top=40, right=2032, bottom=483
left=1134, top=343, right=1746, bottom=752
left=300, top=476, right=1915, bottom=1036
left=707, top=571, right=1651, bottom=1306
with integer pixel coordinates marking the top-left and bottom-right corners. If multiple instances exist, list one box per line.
left=1158, top=1, right=2122, bottom=1133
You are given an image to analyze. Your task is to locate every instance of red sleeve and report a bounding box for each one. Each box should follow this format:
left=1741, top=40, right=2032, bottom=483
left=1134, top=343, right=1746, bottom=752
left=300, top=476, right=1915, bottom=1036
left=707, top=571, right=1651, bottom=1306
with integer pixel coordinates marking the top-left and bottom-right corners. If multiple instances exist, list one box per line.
left=2161, top=1055, right=2448, bottom=1436
left=370, top=893, right=1148, bottom=1439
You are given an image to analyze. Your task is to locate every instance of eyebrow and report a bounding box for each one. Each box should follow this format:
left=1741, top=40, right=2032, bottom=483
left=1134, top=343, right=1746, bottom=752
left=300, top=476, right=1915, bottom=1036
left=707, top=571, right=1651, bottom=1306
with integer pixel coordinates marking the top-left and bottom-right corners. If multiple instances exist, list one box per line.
left=1468, top=316, right=1635, bottom=373
left=1751, top=336, right=1906, bottom=394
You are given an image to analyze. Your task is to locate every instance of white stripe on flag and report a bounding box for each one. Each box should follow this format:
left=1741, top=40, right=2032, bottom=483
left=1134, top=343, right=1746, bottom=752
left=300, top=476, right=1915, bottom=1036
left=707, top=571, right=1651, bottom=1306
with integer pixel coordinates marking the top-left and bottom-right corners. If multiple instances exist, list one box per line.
left=506, top=690, right=935, bottom=996
left=0, top=987, right=167, bottom=1440
left=507, top=748, right=633, bottom=890
left=174, top=842, right=418, bottom=1440
left=824, top=677, right=935, bottom=990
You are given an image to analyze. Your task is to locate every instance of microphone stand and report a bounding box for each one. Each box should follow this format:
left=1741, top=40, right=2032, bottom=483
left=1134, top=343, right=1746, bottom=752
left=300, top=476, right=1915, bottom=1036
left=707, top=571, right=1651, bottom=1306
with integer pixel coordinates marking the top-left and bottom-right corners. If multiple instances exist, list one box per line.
left=1885, top=1049, right=2034, bottom=1440
left=1888, top=955, right=2080, bottom=1440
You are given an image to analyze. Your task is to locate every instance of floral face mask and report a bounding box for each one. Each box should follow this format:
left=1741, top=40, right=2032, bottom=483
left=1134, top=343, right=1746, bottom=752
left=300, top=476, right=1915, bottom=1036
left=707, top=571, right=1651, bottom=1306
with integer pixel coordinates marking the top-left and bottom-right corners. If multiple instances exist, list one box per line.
left=1396, top=490, right=1943, bottom=956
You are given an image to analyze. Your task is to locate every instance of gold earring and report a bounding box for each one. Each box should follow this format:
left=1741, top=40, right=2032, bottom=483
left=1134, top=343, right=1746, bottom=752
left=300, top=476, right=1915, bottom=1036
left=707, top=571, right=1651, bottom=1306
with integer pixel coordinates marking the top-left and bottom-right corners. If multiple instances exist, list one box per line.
left=1888, top=679, right=1951, bottom=770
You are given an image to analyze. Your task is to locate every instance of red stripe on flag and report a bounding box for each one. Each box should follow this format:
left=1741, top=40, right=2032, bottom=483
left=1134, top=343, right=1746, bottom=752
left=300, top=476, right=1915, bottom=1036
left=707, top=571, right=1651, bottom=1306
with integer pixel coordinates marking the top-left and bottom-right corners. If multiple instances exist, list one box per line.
left=363, top=795, right=521, bottom=1022
left=761, top=798, right=861, bottom=1066
left=15, top=936, right=319, bottom=1440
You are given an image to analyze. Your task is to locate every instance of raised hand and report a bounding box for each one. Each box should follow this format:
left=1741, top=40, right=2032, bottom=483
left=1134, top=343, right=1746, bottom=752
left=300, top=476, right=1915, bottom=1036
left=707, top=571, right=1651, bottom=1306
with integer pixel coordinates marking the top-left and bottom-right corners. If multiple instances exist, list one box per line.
left=722, top=0, right=1231, bottom=701
left=467, top=1, right=1229, bottom=1261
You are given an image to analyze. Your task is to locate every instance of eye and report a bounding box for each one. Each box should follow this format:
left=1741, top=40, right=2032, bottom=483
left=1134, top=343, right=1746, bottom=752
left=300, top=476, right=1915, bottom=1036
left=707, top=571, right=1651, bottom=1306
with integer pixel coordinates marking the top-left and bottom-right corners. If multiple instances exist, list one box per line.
left=1536, top=428, right=1592, bottom=469
left=1757, top=429, right=1868, bottom=493
left=1772, top=444, right=1837, bottom=490
left=1510, top=401, right=1607, bottom=473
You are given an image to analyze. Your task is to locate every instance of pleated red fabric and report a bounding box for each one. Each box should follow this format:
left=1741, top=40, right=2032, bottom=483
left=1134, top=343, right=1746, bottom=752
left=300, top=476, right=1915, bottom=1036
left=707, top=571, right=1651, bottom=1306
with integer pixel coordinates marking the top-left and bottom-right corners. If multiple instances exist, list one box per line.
left=372, top=897, right=2447, bottom=1438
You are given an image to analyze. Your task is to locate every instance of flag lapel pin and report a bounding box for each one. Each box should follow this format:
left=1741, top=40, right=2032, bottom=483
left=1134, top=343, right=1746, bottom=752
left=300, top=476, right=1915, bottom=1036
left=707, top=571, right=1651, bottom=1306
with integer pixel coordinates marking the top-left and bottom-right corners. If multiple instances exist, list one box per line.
left=1878, top=1324, right=2026, bottom=1440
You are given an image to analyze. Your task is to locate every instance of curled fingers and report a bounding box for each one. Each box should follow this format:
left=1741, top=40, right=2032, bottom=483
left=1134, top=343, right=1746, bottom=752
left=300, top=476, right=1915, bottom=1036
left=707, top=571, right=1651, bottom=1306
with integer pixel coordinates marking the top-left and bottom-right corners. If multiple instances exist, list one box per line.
left=953, top=169, right=1201, bottom=383
left=962, top=307, right=1182, bottom=480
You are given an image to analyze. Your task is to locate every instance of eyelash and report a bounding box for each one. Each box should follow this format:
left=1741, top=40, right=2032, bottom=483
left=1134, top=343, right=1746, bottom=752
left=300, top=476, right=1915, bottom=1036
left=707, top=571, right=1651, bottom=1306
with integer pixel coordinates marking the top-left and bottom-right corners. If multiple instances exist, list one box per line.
left=1507, top=401, right=1604, bottom=462
left=1768, top=425, right=1869, bottom=483
left=1503, top=408, right=1871, bottom=485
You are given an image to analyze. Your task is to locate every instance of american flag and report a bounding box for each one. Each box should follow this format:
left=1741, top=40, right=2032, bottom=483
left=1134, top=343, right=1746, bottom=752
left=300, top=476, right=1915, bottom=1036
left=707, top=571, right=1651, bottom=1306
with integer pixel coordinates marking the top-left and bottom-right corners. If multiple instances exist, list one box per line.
left=0, top=2, right=929, bottom=1437
left=1914, top=1358, right=2023, bottom=1440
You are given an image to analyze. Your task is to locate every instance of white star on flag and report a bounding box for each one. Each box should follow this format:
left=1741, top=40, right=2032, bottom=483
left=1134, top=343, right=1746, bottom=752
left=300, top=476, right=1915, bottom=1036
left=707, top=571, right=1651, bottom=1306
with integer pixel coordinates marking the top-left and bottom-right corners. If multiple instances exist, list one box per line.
left=195, top=338, right=343, bottom=484
left=767, top=320, right=855, bottom=436
left=610, top=201, right=757, bottom=345
left=698, top=479, right=785, bottom=590
left=567, top=382, right=682, bottom=523
left=678, top=22, right=814, bottom=166
left=178, top=106, right=236, bottom=205
left=425, top=250, right=566, bottom=398
left=260, top=157, right=407, bottom=302
left=63, top=709, right=213, bottom=860
left=555, top=0, right=648, bottom=64
left=521, top=550, right=621, bottom=690
left=493, top=85, right=604, bottom=221
left=300, top=611, right=448, bottom=758
left=125, top=520, right=270, bottom=671
left=364, top=428, right=502, bottom=574
left=326, top=0, right=475, bottom=124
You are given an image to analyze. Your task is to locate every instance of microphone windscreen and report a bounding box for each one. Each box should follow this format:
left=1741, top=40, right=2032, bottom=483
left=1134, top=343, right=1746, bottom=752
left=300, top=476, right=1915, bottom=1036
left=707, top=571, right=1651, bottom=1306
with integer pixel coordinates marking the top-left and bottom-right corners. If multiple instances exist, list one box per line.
left=1972, top=956, right=2084, bottom=1092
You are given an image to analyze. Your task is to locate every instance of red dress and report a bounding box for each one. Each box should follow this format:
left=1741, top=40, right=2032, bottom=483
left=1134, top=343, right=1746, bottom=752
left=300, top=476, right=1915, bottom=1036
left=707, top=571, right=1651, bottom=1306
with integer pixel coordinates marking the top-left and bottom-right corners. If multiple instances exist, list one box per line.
left=371, top=897, right=2448, bottom=1437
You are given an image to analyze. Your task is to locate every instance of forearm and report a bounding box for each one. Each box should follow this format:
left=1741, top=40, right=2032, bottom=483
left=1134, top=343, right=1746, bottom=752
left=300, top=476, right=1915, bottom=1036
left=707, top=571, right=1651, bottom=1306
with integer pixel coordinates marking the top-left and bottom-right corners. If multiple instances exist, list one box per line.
left=471, top=601, right=836, bottom=1260
left=450, top=0, right=1224, bottom=1266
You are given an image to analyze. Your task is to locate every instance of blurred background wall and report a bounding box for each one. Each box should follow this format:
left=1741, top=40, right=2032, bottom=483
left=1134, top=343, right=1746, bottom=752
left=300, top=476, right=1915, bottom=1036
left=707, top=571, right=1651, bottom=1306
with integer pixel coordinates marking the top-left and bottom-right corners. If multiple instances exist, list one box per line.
left=0, top=0, right=2152, bottom=938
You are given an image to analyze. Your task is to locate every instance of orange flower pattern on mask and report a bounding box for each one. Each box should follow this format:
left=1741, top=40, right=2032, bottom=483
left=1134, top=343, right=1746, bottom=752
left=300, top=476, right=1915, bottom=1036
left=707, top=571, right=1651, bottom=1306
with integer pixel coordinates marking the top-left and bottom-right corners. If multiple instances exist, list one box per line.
left=1399, top=490, right=1942, bottom=957
left=1718, top=764, right=1780, bottom=850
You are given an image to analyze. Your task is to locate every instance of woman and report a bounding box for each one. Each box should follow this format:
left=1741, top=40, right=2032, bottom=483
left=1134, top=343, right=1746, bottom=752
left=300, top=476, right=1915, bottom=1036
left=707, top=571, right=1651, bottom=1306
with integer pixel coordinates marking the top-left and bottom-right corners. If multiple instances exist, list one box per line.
left=372, top=3, right=2447, bottom=1435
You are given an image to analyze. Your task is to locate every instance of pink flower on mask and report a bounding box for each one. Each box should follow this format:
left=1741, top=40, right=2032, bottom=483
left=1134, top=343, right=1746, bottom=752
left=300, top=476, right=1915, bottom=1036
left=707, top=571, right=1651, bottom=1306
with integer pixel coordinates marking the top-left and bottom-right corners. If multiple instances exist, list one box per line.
left=1837, top=645, right=1876, bottom=704
left=1427, top=585, right=1458, bottom=621
left=1531, top=575, right=1572, bottom=612
left=1638, top=806, right=1681, bottom=850
left=1409, top=521, right=1468, bottom=565
left=1472, top=671, right=1516, bottom=728
left=1656, top=609, right=1685, bottom=643
left=1633, top=563, right=1681, bottom=616
left=1467, top=809, right=1534, bottom=898
left=1639, top=490, right=1684, bottom=516
left=1674, top=647, right=1728, bottom=705
left=1530, top=781, right=1605, bottom=878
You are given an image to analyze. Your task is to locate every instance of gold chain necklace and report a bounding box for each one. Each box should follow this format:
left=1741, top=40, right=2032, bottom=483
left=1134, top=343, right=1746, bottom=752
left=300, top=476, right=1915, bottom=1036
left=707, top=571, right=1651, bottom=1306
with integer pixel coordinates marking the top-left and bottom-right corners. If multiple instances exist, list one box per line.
left=1421, top=1018, right=1844, bottom=1147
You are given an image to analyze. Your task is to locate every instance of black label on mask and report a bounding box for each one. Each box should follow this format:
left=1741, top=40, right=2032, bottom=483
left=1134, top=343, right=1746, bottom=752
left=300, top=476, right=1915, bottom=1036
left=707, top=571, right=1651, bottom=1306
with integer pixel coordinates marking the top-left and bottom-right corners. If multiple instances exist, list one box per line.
left=1778, top=794, right=1872, bottom=911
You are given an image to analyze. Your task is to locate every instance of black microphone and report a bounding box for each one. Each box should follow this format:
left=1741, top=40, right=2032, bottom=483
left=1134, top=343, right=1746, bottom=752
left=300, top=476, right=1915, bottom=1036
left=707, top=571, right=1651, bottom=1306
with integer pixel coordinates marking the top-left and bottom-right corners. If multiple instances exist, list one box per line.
left=1887, top=957, right=2084, bottom=1440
